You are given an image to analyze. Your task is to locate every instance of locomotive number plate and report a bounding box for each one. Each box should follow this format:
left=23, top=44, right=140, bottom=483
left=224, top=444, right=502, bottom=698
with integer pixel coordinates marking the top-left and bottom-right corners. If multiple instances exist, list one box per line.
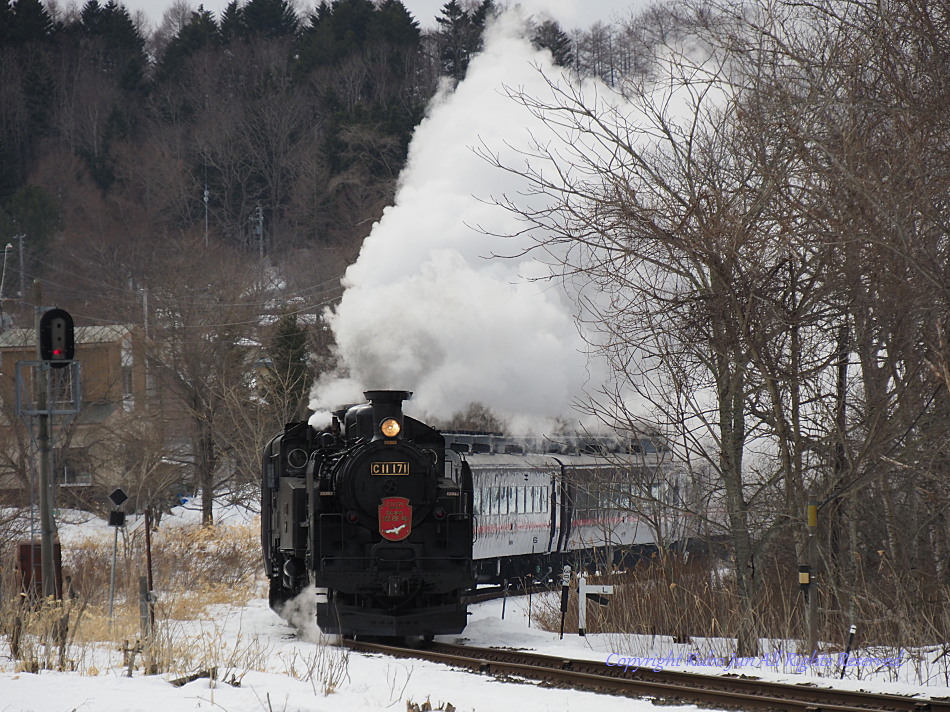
left=371, top=461, right=410, bottom=475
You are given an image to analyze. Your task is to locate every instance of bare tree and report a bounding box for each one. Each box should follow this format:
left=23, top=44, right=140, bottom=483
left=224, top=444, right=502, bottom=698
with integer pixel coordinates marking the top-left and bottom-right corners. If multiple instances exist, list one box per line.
left=143, top=235, right=265, bottom=525
left=483, top=28, right=785, bottom=651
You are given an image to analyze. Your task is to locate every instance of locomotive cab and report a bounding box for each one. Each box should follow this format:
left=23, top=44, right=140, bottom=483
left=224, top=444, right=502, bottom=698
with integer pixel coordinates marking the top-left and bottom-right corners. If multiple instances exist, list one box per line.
left=262, top=421, right=319, bottom=609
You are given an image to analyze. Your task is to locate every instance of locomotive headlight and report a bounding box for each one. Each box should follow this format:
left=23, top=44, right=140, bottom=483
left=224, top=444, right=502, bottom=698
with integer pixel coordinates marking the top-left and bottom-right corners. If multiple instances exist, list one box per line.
left=380, top=418, right=401, bottom=438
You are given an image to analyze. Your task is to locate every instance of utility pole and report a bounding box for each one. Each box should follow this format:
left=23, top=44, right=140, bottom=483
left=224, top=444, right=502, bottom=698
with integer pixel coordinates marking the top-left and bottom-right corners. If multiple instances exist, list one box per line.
left=254, top=205, right=264, bottom=262
left=33, top=280, right=56, bottom=598
left=15, top=233, right=25, bottom=300
left=0, top=243, right=12, bottom=330
left=203, top=185, right=209, bottom=247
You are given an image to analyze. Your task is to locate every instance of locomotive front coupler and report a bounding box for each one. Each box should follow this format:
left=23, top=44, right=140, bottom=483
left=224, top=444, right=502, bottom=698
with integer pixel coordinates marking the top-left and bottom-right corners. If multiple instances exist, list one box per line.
left=387, top=576, right=411, bottom=597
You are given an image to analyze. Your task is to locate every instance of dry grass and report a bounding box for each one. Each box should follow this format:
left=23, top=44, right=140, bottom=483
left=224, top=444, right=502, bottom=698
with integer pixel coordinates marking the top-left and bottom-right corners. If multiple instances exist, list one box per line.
left=0, top=517, right=268, bottom=676
left=0, top=514, right=361, bottom=698
left=532, top=551, right=950, bottom=678
left=65, top=520, right=264, bottom=615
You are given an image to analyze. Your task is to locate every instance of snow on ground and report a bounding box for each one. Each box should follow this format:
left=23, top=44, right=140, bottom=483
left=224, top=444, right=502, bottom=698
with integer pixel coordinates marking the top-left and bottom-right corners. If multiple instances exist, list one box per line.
left=2, top=592, right=948, bottom=712
left=3, top=501, right=948, bottom=710
left=0, top=596, right=700, bottom=712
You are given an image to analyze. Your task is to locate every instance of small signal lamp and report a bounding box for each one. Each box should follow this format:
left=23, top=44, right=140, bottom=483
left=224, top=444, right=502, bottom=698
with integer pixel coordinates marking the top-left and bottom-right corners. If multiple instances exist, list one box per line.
left=380, top=418, right=401, bottom=438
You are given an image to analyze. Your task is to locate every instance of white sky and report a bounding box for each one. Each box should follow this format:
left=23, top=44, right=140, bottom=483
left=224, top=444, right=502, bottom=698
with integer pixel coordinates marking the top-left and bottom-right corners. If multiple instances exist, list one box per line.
left=124, top=0, right=652, bottom=32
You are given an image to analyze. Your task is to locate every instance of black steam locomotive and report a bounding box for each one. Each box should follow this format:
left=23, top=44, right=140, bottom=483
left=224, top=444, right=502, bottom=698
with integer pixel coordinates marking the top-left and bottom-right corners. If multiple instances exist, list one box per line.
left=261, top=390, right=474, bottom=638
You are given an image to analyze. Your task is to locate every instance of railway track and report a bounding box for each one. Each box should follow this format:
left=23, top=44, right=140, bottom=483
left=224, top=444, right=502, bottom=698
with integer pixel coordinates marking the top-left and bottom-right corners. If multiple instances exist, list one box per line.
left=342, top=638, right=949, bottom=711
left=463, top=582, right=552, bottom=605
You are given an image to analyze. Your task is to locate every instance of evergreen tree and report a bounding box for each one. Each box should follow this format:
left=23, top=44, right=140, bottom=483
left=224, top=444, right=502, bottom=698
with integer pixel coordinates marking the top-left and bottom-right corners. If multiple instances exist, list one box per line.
left=8, top=0, right=55, bottom=44
left=157, top=7, right=221, bottom=81
left=435, top=0, right=471, bottom=81
left=0, top=185, right=61, bottom=266
left=0, top=1, right=12, bottom=44
left=260, top=312, right=312, bottom=423
left=374, top=0, right=419, bottom=47
left=78, top=0, right=103, bottom=30
left=470, top=0, right=495, bottom=30
left=532, top=19, right=573, bottom=68
left=435, top=0, right=493, bottom=81
left=74, top=0, right=147, bottom=93
left=219, top=0, right=246, bottom=44
left=243, top=0, right=298, bottom=40
left=297, top=0, right=376, bottom=69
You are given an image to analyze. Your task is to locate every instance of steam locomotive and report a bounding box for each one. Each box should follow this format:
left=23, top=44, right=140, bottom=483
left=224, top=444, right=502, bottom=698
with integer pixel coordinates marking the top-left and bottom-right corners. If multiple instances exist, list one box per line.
left=261, top=390, right=474, bottom=638
left=262, top=390, right=681, bottom=638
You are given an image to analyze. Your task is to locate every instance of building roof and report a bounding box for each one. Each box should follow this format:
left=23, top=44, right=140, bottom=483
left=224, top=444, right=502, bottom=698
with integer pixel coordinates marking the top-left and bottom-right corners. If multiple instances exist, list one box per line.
left=0, top=324, right=134, bottom=349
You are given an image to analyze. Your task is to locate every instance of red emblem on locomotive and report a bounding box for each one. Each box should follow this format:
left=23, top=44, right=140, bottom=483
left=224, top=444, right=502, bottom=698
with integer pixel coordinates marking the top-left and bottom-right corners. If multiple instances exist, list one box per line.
left=378, top=497, right=412, bottom=541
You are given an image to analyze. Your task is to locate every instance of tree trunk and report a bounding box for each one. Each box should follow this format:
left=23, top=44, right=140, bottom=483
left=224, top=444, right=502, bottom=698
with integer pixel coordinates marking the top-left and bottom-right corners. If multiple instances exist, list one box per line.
left=718, top=362, right=759, bottom=656
left=195, top=417, right=216, bottom=526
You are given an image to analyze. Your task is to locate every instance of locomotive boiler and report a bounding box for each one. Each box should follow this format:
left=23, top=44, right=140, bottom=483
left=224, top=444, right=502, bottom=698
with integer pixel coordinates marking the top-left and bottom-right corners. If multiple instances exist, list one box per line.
left=261, top=390, right=474, bottom=638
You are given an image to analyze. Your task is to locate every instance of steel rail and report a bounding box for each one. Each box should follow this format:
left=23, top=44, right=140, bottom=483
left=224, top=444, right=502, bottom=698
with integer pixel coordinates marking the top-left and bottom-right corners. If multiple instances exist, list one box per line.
left=342, top=639, right=947, bottom=712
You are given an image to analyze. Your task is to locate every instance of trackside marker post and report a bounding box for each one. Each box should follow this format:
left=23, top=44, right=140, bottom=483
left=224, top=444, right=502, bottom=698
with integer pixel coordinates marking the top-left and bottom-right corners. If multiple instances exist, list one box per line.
left=578, top=573, right=613, bottom=637
left=559, top=565, right=571, bottom=640
left=840, top=624, right=857, bottom=679
left=107, top=487, right=128, bottom=631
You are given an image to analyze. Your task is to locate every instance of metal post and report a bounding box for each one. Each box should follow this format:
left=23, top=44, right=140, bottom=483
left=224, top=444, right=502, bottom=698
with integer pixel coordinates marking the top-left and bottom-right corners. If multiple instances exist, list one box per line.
left=203, top=185, right=209, bottom=247
left=139, top=576, right=150, bottom=640
left=109, top=523, right=119, bottom=629
left=34, top=281, right=56, bottom=599
left=559, top=565, right=570, bottom=640
left=840, top=624, right=857, bottom=679
left=0, top=242, right=12, bottom=330
left=806, top=491, right=818, bottom=657
left=144, top=508, right=155, bottom=631
left=16, top=233, right=25, bottom=300
left=1, top=242, right=11, bottom=297
left=578, top=572, right=587, bottom=636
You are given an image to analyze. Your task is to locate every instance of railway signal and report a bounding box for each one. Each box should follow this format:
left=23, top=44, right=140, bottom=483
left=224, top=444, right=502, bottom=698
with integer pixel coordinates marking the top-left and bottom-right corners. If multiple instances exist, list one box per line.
left=39, top=307, right=74, bottom=367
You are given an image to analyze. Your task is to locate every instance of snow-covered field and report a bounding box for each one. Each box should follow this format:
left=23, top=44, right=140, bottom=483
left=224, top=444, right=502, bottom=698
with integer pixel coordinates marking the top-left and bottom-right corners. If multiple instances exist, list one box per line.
left=4, top=592, right=949, bottom=712
left=2, top=504, right=948, bottom=711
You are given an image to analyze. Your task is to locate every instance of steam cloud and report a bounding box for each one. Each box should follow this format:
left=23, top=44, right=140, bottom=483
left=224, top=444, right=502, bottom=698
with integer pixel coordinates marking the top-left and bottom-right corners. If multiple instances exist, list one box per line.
left=310, top=11, right=592, bottom=430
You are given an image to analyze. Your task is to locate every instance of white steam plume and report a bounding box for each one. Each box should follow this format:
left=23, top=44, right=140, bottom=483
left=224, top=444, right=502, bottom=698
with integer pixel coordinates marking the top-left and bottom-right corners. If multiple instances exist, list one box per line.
left=309, top=5, right=726, bottom=434
left=310, top=11, right=590, bottom=429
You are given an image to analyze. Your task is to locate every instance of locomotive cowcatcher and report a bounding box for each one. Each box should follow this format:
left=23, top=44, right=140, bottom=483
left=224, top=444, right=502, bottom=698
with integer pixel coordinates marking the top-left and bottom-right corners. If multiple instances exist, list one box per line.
left=261, top=390, right=474, bottom=637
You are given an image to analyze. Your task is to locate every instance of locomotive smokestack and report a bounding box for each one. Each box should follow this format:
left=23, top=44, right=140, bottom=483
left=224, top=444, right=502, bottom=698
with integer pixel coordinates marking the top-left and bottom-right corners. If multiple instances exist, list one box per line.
left=365, top=390, right=412, bottom=440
